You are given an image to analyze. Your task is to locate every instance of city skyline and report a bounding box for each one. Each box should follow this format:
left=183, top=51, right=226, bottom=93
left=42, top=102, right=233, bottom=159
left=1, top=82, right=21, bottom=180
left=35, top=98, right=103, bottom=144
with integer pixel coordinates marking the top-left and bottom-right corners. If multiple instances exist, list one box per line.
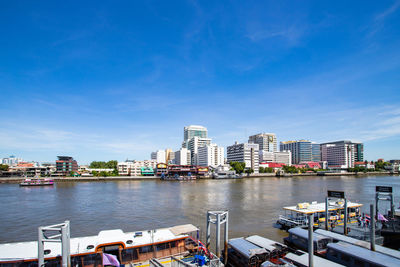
left=1, top=1, right=400, bottom=163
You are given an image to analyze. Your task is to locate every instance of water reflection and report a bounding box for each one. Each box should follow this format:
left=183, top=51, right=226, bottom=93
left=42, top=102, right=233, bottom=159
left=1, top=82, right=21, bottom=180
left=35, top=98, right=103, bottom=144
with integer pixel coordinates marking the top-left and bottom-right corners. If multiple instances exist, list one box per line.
left=0, top=175, right=398, bottom=244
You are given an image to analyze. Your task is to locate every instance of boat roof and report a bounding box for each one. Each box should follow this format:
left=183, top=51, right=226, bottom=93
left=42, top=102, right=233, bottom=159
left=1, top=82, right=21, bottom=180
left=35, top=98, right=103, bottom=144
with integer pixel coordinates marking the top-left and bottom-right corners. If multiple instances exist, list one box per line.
left=284, top=251, right=344, bottom=267
left=228, top=238, right=268, bottom=258
left=245, top=235, right=285, bottom=252
left=327, top=242, right=400, bottom=265
left=283, top=201, right=362, bottom=214
left=288, top=228, right=332, bottom=242
left=315, top=229, right=400, bottom=260
left=0, top=224, right=197, bottom=262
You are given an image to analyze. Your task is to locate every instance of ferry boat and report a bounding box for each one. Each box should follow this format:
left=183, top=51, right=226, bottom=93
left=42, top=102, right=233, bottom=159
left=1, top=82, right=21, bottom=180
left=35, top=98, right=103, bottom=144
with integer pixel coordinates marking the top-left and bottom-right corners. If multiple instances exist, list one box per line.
left=276, top=200, right=362, bottom=230
left=0, top=224, right=222, bottom=267
left=19, top=176, right=54, bottom=186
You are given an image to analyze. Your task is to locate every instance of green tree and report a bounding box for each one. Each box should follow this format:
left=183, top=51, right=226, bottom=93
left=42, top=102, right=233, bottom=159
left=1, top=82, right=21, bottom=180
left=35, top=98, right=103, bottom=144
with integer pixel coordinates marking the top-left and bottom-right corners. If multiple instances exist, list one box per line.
left=229, top=162, right=246, bottom=174
left=245, top=168, right=254, bottom=176
left=259, top=167, right=265, bottom=173
left=0, top=164, right=9, bottom=171
left=265, top=167, right=274, bottom=173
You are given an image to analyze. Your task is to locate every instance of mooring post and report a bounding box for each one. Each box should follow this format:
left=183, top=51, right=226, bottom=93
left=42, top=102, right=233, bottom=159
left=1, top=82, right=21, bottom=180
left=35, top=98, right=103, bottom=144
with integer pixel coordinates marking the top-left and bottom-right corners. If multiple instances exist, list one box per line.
left=370, top=204, right=376, bottom=251
left=206, top=212, right=211, bottom=250
left=308, top=213, right=314, bottom=267
left=325, top=197, right=329, bottom=230
left=224, top=211, right=229, bottom=265
left=344, top=198, right=348, bottom=235
left=38, top=226, right=44, bottom=267
left=216, top=213, right=221, bottom=258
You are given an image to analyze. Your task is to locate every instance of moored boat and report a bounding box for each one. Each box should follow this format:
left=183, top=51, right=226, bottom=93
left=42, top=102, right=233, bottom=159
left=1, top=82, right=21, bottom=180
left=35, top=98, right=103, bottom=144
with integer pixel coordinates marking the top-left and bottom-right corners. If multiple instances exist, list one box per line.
left=0, top=224, right=221, bottom=267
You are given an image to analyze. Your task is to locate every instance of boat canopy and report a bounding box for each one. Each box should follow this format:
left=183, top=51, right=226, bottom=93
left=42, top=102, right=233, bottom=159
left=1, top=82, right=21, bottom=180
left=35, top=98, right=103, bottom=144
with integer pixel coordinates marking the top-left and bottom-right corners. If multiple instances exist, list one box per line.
left=283, top=201, right=362, bottom=215
left=228, top=237, right=268, bottom=258
left=284, top=251, right=344, bottom=267
left=169, top=224, right=198, bottom=236
left=288, top=228, right=332, bottom=243
left=245, top=235, right=284, bottom=253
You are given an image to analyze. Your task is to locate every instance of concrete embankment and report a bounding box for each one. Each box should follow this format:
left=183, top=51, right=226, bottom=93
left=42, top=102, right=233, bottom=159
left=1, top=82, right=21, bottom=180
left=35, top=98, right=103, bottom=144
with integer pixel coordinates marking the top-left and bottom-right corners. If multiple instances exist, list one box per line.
left=0, top=171, right=395, bottom=183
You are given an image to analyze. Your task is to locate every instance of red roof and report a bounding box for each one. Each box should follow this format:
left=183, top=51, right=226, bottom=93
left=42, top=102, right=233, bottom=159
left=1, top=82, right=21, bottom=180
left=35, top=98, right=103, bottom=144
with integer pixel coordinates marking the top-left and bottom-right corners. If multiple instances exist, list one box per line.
left=260, top=162, right=285, bottom=168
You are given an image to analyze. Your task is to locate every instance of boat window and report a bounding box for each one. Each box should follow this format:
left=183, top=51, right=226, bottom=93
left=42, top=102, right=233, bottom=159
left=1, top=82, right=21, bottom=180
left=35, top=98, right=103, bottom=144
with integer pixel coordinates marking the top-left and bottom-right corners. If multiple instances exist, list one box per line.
left=44, top=249, right=51, bottom=255
left=44, top=258, right=61, bottom=267
left=156, top=243, right=167, bottom=251
left=121, top=248, right=138, bottom=262
left=341, top=253, right=351, bottom=263
left=354, top=258, right=364, bottom=266
left=139, top=245, right=153, bottom=253
left=87, top=245, right=94, bottom=250
left=126, top=240, right=133, bottom=244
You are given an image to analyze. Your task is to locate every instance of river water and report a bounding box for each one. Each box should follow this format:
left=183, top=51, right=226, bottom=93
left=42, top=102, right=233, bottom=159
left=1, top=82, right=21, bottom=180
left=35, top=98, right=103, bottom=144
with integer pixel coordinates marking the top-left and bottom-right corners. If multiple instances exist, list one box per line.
left=0, top=175, right=399, bottom=245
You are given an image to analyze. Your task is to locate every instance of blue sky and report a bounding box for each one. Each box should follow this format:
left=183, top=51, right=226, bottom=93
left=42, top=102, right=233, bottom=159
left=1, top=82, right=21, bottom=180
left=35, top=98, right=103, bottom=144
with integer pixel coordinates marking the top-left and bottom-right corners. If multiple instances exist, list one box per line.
left=1, top=0, right=400, bottom=164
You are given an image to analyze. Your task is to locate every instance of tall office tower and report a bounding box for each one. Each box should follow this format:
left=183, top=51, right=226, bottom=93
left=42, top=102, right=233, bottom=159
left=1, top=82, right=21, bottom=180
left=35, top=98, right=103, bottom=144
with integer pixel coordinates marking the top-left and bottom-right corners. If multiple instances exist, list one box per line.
left=150, top=150, right=166, bottom=163
left=227, top=142, right=259, bottom=173
left=198, top=144, right=224, bottom=167
left=280, top=140, right=313, bottom=164
left=174, top=148, right=191, bottom=165
left=248, top=133, right=277, bottom=152
left=187, top=136, right=212, bottom=165
left=182, top=125, right=208, bottom=148
left=311, top=143, right=321, bottom=162
left=320, top=140, right=364, bottom=168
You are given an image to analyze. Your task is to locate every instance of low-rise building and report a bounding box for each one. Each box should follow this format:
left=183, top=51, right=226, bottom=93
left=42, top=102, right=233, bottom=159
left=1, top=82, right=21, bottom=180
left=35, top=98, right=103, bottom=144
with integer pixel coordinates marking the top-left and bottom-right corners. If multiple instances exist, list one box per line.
left=117, top=160, right=157, bottom=176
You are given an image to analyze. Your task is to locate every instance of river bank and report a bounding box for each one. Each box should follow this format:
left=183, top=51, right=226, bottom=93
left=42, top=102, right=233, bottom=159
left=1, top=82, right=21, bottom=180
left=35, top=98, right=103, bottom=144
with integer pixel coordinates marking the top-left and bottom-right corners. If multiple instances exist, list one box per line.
left=0, top=171, right=395, bottom=183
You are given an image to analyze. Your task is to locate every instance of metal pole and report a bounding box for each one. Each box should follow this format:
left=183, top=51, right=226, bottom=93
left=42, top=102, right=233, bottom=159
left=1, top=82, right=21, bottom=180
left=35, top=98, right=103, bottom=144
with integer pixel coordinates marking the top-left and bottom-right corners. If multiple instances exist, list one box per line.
left=216, top=213, right=221, bottom=258
left=344, top=198, right=348, bottom=235
left=206, top=212, right=211, bottom=250
left=308, top=213, right=314, bottom=267
left=66, top=221, right=71, bottom=267
left=61, top=224, right=70, bottom=267
left=38, top=226, right=44, bottom=267
left=370, top=204, right=376, bottom=251
left=325, top=197, right=329, bottom=230
left=224, top=212, right=229, bottom=266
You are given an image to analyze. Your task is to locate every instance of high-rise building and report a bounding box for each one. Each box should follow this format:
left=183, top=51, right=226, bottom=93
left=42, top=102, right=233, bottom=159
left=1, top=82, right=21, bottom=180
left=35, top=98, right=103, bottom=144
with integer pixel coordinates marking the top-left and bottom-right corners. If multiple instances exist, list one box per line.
left=187, top=136, right=212, bottom=165
left=174, top=148, right=191, bottom=165
left=198, top=144, right=224, bottom=167
left=248, top=133, right=277, bottom=152
left=280, top=140, right=317, bottom=164
left=1, top=155, right=23, bottom=166
left=151, top=150, right=166, bottom=163
left=56, top=156, right=78, bottom=175
left=182, top=125, right=208, bottom=148
left=227, top=142, right=259, bottom=173
left=311, top=143, right=321, bottom=162
left=165, top=148, right=173, bottom=163
left=320, top=140, right=364, bottom=168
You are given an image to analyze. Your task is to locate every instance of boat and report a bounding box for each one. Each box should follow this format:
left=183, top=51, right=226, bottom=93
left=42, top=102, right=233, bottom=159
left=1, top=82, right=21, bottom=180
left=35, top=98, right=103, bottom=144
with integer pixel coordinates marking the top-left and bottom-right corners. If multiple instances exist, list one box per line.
left=275, top=200, right=363, bottom=230
left=283, top=228, right=333, bottom=256
left=19, top=176, right=54, bottom=186
left=0, top=224, right=222, bottom=267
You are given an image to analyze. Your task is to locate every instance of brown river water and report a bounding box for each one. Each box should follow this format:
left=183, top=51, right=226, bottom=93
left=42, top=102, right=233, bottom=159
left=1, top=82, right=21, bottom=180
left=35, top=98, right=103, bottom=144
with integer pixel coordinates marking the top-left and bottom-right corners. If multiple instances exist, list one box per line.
left=0, top=175, right=399, bottom=247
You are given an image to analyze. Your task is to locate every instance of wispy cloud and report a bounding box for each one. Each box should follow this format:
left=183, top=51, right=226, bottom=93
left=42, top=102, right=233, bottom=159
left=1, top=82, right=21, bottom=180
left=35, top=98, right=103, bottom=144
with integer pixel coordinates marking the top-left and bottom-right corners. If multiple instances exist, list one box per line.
left=368, top=0, right=400, bottom=37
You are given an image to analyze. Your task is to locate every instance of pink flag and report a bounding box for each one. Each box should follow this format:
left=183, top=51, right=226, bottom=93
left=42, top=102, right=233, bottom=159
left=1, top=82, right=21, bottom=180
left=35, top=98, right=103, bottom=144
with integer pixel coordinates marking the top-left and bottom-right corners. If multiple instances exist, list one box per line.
left=102, top=253, right=120, bottom=266
left=377, top=213, right=388, bottom=222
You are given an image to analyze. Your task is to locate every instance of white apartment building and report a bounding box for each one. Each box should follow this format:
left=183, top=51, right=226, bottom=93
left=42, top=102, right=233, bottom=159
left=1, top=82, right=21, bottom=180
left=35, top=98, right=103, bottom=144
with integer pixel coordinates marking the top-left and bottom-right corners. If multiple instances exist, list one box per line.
left=187, top=136, right=212, bottom=165
left=274, top=150, right=292, bottom=166
left=198, top=144, right=224, bottom=167
left=117, top=160, right=157, bottom=176
left=1, top=156, right=23, bottom=166
left=151, top=150, right=166, bottom=163
left=227, top=142, right=259, bottom=173
left=249, top=133, right=277, bottom=152
left=321, top=140, right=364, bottom=169
left=259, top=150, right=291, bottom=165
left=174, top=148, right=191, bottom=165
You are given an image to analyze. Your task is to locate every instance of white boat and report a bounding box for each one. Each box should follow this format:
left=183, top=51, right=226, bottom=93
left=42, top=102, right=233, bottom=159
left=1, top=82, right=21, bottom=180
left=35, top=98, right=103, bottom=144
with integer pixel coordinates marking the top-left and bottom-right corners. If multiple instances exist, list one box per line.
left=276, top=201, right=363, bottom=230
left=0, top=224, right=222, bottom=267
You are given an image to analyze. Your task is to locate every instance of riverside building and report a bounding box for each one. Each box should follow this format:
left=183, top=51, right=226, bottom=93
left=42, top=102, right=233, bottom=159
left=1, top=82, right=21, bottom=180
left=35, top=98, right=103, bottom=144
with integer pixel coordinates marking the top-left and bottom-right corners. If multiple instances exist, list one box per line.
left=198, top=144, right=224, bottom=167
left=320, top=140, right=364, bottom=168
left=151, top=150, right=166, bottom=163
left=118, top=160, right=157, bottom=176
left=56, top=156, right=78, bottom=175
left=248, top=133, right=277, bottom=152
left=187, top=136, right=212, bottom=165
left=280, top=140, right=321, bottom=164
left=174, top=148, right=191, bottom=165
left=227, top=142, right=259, bottom=173
left=259, top=151, right=292, bottom=166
